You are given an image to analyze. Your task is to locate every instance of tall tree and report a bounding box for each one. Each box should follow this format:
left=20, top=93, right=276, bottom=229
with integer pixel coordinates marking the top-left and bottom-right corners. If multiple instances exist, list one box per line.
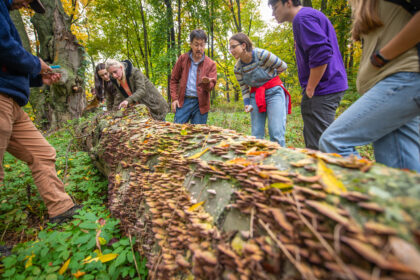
left=164, top=0, right=177, bottom=103
left=28, top=0, right=87, bottom=130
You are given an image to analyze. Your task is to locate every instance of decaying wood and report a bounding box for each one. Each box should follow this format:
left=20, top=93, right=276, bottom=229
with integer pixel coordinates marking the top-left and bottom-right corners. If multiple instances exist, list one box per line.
left=77, top=105, right=420, bottom=280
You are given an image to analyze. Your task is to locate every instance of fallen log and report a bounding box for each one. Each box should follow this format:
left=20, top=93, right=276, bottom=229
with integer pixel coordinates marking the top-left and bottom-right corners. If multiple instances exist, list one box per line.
left=77, top=105, right=420, bottom=280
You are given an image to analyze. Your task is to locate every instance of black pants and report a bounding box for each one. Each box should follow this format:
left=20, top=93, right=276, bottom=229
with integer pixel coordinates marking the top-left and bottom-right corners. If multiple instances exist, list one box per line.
left=301, top=90, right=345, bottom=150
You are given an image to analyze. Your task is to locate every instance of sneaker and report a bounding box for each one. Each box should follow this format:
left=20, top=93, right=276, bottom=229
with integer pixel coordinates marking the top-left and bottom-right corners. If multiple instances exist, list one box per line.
left=49, top=204, right=83, bottom=225
left=0, top=245, right=12, bottom=257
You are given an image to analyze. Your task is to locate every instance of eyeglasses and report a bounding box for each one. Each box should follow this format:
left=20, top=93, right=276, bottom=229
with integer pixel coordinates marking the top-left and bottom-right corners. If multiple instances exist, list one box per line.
left=229, top=44, right=241, bottom=51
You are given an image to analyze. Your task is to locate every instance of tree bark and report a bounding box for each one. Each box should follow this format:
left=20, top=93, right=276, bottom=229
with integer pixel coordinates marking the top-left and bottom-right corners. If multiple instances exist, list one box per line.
left=164, top=0, right=176, bottom=104
left=77, top=106, right=420, bottom=280
left=10, top=10, right=31, bottom=52
left=30, top=0, right=86, bottom=130
left=321, top=0, right=328, bottom=12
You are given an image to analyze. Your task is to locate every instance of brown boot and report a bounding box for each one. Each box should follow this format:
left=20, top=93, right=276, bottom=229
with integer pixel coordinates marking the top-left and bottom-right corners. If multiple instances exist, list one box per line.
left=48, top=204, right=83, bottom=224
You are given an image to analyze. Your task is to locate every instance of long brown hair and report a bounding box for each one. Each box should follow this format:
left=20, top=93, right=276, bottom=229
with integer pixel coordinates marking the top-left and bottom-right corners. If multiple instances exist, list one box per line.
left=350, top=0, right=383, bottom=41
left=229, top=33, right=253, bottom=52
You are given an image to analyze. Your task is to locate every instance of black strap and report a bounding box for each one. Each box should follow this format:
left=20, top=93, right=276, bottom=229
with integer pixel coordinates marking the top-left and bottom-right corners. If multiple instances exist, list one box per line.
left=385, top=0, right=420, bottom=14
left=110, top=78, right=130, bottom=98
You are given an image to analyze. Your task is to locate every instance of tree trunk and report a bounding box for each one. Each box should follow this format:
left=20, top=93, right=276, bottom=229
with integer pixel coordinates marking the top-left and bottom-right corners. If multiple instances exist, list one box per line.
left=226, top=79, right=230, bottom=102
left=30, top=0, right=86, bottom=130
left=77, top=106, right=420, bottom=280
left=10, top=10, right=31, bottom=52
left=321, top=0, right=328, bottom=11
left=164, top=0, right=176, bottom=104
left=177, top=0, right=181, bottom=57
left=227, top=0, right=241, bottom=32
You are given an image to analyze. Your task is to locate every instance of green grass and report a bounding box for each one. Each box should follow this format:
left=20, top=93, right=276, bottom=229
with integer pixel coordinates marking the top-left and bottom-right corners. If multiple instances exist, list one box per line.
left=0, top=118, right=147, bottom=280
left=167, top=100, right=374, bottom=160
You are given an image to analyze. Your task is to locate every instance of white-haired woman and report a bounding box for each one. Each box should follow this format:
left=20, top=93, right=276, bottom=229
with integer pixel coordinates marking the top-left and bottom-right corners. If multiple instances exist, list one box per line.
left=105, top=59, right=169, bottom=121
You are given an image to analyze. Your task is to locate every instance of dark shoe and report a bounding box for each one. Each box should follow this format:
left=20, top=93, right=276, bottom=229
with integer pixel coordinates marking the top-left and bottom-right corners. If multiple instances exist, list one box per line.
left=0, top=245, right=12, bottom=257
left=49, top=204, right=83, bottom=225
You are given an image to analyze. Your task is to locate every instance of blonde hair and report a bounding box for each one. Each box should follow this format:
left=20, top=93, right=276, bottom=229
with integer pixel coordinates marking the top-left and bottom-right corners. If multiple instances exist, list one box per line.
left=350, top=0, right=383, bottom=41
left=105, top=59, right=126, bottom=83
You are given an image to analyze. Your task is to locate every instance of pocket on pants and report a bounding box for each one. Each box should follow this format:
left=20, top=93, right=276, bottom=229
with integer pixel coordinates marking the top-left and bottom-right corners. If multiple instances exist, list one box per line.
left=414, top=96, right=420, bottom=109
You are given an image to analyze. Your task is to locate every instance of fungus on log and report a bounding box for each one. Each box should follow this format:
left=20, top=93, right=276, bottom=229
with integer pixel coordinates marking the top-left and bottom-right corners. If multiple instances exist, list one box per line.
left=77, top=105, right=420, bottom=280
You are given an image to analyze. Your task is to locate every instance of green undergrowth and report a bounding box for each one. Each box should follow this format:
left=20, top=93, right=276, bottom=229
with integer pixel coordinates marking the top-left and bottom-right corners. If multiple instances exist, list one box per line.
left=0, top=115, right=147, bottom=279
left=167, top=96, right=374, bottom=160
left=1, top=95, right=373, bottom=278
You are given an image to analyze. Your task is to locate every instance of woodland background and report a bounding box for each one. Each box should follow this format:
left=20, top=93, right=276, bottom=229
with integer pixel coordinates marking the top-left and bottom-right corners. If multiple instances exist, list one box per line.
left=12, top=0, right=359, bottom=130
left=1, top=2, right=405, bottom=279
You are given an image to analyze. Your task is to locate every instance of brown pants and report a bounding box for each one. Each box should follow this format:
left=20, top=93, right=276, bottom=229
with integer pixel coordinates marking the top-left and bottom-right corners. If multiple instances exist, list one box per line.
left=0, top=93, right=74, bottom=217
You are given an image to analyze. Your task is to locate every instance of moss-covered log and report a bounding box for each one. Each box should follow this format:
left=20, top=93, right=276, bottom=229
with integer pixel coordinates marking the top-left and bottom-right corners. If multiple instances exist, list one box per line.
left=77, top=105, right=420, bottom=280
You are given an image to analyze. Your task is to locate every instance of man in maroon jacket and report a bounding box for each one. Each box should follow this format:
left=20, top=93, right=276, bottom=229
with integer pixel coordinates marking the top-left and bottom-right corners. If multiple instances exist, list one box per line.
left=170, top=29, right=217, bottom=124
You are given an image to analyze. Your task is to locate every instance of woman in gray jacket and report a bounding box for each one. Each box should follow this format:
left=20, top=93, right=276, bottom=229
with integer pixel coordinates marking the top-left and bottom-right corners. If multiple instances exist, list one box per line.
left=106, top=59, right=169, bottom=121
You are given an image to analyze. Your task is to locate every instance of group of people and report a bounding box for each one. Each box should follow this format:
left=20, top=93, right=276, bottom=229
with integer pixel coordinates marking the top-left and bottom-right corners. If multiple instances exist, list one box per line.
left=93, top=29, right=217, bottom=125
left=0, top=0, right=419, bottom=229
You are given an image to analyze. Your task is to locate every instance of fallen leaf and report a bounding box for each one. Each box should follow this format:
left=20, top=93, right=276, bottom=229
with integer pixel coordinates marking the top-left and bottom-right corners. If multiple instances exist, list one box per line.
left=98, top=253, right=118, bottom=263
left=73, top=270, right=86, bottom=278
left=231, top=234, right=245, bottom=256
left=317, top=159, right=347, bottom=195
left=58, top=258, right=71, bottom=275
left=188, top=201, right=205, bottom=211
left=188, top=148, right=209, bottom=160
left=25, top=253, right=35, bottom=269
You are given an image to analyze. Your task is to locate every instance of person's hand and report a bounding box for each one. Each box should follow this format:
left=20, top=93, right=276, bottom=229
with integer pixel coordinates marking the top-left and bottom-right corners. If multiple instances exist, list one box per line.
left=244, top=105, right=253, bottom=113
left=39, top=58, right=52, bottom=74
left=202, top=77, right=213, bottom=84
left=42, top=73, right=61, bottom=85
left=118, top=100, right=129, bottom=109
left=305, top=88, right=314, bottom=98
left=171, top=100, right=180, bottom=112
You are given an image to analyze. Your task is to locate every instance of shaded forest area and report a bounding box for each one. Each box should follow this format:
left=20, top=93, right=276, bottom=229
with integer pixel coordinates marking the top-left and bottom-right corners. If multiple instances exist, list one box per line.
left=13, top=0, right=357, bottom=130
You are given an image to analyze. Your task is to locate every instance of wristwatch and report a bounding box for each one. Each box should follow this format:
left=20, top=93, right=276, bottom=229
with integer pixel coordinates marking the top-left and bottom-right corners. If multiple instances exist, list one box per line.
left=370, top=50, right=390, bottom=68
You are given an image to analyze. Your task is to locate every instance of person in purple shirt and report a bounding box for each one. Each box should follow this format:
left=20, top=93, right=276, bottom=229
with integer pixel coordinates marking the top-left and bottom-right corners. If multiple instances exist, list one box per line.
left=268, top=0, right=348, bottom=150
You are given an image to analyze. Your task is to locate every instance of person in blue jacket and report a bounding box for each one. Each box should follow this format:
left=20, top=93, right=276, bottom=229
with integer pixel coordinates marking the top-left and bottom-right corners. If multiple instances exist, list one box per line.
left=0, top=0, right=81, bottom=228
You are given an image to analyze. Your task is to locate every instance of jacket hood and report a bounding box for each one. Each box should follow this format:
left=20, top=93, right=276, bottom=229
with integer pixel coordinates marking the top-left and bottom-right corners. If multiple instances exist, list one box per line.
left=122, top=60, right=133, bottom=79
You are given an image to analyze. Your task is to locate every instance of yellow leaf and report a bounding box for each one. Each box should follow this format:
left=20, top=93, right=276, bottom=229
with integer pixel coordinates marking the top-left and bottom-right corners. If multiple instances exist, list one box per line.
left=317, top=159, right=347, bottom=195
left=25, top=253, right=35, bottom=269
left=4, top=164, right=10, bottom=169
left=261, top=182, right=293, bottom=191
left=187, top=148, right=209, bottom=160
left=188, top=201, right=205, bottom=211
left=73, top=271, right=86, bottom=278
left=98, top=253, right=118, bottom=263
left=82, top=256, right=93, bottom=263
left=208, top=165, right=220, bottom=172
left=58, top=258, right=71, bottom=275
left=115, top=174, right=122, bottom=185
left=98, top=236, right=107, bottom=245
left=231, top=235, right=244, bottom=256
left=225, top=158, right=252, bottom=166
left=57, top=170, right=62, bottom=175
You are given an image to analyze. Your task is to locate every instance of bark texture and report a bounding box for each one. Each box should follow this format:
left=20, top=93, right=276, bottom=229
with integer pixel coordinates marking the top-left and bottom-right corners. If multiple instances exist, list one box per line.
left=78, top=106, right=420, bottom=280
left=30, top=0, right=86, bottom=130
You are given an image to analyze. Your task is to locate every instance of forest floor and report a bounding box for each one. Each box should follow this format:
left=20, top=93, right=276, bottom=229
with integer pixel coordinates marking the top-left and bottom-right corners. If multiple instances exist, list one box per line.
left=0, top=104, right=373, bottom=279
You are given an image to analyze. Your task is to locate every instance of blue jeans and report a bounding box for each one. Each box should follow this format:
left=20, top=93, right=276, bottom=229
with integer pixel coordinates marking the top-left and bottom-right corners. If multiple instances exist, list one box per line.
left=250, top=87, right=288, bottom=146
left=319, top=72, right=420, bottom=172
left=174, top=97, right=208, bottom=124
